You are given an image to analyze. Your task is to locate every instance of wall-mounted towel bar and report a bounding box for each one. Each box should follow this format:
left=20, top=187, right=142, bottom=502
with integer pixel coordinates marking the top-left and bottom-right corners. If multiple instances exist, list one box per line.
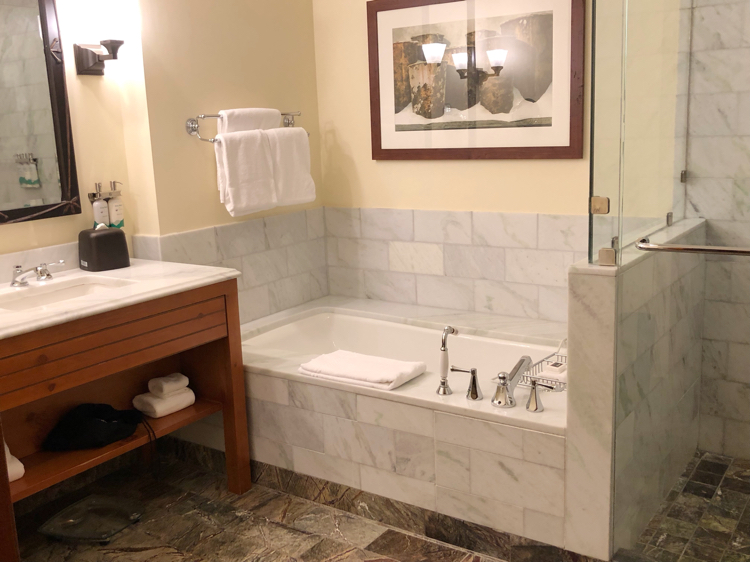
left=186, top=112, right=304, bottom=143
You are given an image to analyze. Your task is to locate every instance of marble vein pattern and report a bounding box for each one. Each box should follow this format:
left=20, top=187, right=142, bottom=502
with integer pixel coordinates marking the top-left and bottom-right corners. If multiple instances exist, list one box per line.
left=324, top=208, right=585, bottom=321
left=132, top=209, right=329, bottom=325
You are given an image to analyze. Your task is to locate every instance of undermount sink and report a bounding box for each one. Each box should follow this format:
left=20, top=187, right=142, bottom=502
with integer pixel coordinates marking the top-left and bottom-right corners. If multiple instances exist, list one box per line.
left=0, top=276, right=136, bottom=311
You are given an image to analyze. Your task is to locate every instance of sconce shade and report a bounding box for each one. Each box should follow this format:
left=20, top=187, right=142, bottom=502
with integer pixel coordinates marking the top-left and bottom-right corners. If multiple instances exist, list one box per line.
left=451, top=52, right=468, bottom=70
left=422, top=42, right=447, bottom=64
left=486, top=48, right=508, bottom=68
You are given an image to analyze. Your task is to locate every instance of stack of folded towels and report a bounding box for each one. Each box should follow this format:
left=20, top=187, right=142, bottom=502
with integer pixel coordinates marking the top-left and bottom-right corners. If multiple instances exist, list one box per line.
left=299, top=350, right=426, bottom=391
left=4, top=441, right=24, bottom=483
left=214, top=108, right=316, bottom=217
left=132, top=373, right=196, bottom=419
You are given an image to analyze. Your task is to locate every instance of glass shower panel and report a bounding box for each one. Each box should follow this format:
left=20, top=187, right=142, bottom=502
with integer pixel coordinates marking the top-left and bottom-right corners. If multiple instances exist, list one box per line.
left=611, top=0, right=697, bottom=555
left=619, top=0, right=691, bottom=250
left=589, top=0, right=625, bottom=263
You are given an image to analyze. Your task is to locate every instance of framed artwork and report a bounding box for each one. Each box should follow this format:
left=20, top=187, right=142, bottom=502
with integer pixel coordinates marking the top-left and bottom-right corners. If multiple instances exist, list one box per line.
left=367, top=0, right=585, bottom=160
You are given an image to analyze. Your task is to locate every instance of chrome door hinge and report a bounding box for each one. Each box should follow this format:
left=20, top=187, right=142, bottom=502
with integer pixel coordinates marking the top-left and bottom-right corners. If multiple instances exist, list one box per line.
left=590, top=196, right=610, bottom=215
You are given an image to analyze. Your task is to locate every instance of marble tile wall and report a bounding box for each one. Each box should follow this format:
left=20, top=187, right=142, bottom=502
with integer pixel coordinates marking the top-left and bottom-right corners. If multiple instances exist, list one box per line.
left=132, top=209, right=328, bottom=324
left=613, top=226, right=706, bottom=552
left=235, top=374, right=568, bottom=548
left=565, top=224, right=707, bottom=560
left=325, top=208, right=588, bottom=322
left=684, top=0, right=750, bottom=459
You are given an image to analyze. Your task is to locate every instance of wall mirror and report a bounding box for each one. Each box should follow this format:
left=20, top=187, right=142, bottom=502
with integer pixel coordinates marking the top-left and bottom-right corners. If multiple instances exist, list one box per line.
left=0, top=0, right=79, bottom=224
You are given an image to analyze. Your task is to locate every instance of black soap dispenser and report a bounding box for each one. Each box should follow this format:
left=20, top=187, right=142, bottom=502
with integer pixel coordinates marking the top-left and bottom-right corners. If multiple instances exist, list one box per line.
left=78, top=225, right=130, bottom=272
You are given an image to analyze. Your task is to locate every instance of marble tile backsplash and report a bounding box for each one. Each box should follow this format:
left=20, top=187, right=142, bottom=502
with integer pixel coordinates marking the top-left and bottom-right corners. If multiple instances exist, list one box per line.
left=325, top=208, right=587, bottom=322
left=132, top=209, right=328, bottom=324
left=684, top=0, right=750, bottom=458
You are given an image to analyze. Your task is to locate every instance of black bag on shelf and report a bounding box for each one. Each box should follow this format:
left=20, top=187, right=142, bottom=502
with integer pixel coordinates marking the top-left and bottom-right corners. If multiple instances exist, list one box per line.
left=42, top=404, right=144, bottom=452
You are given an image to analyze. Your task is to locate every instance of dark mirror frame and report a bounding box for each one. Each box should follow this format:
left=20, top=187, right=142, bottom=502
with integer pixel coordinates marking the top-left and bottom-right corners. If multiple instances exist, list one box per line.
left=0, top=0, right=80, bottom=225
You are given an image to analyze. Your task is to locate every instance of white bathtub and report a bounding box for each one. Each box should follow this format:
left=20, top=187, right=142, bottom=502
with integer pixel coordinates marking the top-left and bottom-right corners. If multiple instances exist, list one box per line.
left=242, top=310, right=567, bottom=435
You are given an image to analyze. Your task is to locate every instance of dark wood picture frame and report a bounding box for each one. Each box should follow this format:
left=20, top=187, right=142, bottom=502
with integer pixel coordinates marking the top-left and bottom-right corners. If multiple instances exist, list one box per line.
left=367, top=0, right=585, bottom=160
left=0, top=0, right=80, bottom=225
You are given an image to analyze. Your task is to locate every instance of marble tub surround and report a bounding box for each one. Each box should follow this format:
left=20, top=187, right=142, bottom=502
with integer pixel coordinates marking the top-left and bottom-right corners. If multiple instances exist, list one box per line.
left=325, top=208, right=587, bottom=323
left=195, top=374, right=568, bottom=549
left=565, top=223, right=707, bottom=560
left=0, top=259, right=240, bottom=340
left=132, top=208, right=328, bottom=324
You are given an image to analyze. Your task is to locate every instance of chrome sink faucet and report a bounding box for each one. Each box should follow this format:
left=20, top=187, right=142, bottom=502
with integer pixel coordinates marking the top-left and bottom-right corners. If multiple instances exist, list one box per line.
left=491, top=355, right=532, bottom=408
left=10, top=260, right=65, bottom=287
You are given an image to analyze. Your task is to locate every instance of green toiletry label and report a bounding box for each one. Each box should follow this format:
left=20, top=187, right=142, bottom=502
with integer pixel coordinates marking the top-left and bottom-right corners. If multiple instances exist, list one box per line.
left=110, top=219, right=125, bottom=229
left=19, top=177, right=41, bottom=187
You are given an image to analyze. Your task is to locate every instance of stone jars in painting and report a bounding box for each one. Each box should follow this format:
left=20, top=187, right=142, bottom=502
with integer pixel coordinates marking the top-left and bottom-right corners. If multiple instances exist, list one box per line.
left=393, top=41, right=420, bottom=113
left=408, top=62, right=448, bottom=119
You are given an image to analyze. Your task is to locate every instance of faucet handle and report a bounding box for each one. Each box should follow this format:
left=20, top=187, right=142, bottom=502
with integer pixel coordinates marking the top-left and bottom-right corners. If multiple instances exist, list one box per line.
left=526, top=380, right=555, bottom=413
left=36, top=259, right=65, bottom=281
left=451, top=366, right=482, bottom=401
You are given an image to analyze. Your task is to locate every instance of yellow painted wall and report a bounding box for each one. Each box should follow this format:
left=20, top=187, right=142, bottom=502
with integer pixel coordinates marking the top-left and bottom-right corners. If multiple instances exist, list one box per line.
left=138, top=0, right=323, bottom=236
left=0, top=0, right=159, bottom=255
left=312, top=0, right=592, bottom=215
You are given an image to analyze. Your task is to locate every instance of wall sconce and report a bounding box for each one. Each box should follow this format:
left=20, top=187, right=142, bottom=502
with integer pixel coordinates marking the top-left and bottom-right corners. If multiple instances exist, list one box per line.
left=486, top=49, right=508, bottom=75
left=74, top=39, right=124, bottom=76
left=452, top=52, right=469, bottom=78
left=422, top=42, right=447, bottom=65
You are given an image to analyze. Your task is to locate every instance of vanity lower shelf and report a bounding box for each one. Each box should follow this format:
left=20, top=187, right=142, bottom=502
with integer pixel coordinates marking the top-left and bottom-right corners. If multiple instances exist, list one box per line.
left=9, top=398, right=222, bottom=502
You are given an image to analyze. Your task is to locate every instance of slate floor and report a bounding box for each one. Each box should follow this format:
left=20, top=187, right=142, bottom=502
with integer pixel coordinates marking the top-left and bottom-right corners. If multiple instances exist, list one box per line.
left=17, top=460, right=504, bottom=562
left=617, top=451, right=750, bottom=562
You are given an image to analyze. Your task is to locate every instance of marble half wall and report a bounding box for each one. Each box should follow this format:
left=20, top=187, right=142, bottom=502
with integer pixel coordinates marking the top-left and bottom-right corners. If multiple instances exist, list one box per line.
left=132, top=208, right=328, bottom=324
left=565, top=221, right=707, bottom=560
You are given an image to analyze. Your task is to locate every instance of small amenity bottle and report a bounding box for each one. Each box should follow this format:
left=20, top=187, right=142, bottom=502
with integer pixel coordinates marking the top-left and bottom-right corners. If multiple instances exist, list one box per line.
left=92, top=183, right=110, bottom=228
left=107, top=181, right=125, bottom=228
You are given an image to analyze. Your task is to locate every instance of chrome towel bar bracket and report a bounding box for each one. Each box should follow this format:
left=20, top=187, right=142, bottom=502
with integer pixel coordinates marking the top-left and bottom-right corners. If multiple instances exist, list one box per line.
left=186, top=112, right=305, bottom=143
left=637, top=238, right=750, bottom=257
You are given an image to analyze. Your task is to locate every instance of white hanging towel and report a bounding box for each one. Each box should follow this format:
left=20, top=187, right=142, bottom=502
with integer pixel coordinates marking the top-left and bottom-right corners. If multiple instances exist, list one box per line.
left=215, top=130, right=277, bottom=216
left=148, top=373, right=189, bottom=398
left=299, top=350, right=426, bottom=391
left=218, top=109, right=281, bottom=134
left=132, top=387, right=196, bottom=419
left=4, top=441, right=24, bottom=483
left=265, top=128, right=316, bottom=207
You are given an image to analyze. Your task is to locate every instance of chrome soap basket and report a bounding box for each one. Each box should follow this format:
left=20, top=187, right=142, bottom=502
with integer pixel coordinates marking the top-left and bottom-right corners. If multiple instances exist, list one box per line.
left=518, top=340, right=568, bottom=392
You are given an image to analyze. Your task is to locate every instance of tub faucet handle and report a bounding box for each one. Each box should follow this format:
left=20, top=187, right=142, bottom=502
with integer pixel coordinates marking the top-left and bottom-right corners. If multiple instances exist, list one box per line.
left=451, top=366, right=483, bottom=401
left=437, top=326, right=457, bottom=396
left=526, top=380, right=555, bottom=413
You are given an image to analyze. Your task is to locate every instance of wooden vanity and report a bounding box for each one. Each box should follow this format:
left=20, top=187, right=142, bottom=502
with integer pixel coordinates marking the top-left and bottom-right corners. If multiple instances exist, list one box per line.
left=0, top=270, right=251, bottom=562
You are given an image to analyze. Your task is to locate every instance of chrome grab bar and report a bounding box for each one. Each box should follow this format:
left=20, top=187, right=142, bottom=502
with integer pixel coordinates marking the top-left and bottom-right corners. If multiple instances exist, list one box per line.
left=637, top=238, right=750, bottom=257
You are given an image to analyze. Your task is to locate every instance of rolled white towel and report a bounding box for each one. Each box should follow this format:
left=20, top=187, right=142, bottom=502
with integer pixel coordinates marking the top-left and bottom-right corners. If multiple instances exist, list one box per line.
left=133, top=388, right=196, bottom=419
left=4, top=442, right=24, bottom=483
left=148, top=373, right=190, bottom=398
left=299, top=350, right=426, bottom=391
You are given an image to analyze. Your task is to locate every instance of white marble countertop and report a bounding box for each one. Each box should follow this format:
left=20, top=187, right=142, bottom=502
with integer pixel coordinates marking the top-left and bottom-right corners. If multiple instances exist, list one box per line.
left=241, top=296, right=567, bottom=347
left=0, top=259, right=240, bottom=340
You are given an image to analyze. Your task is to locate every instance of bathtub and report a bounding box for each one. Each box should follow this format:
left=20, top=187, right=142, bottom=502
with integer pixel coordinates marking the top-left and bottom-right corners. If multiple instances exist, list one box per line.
left=241, top=310, right=567, bottom=435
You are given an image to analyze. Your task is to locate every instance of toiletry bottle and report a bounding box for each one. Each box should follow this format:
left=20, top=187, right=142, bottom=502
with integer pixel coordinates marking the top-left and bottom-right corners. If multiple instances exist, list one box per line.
left=107, top=181, right=125, bottom=228
left=92, top=182, right=110, bottom=228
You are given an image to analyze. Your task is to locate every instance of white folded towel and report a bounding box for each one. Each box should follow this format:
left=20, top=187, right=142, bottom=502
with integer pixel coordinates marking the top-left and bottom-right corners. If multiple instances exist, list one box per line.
left=215, top=130, right=277, bottom=217
left=218, top=109, right=281, bottom=134
left=265, top=128, right=316, bottom=207
left=133, top=388, right=196, bottom=419
left=4, top=442, right=24, bottom=483
left=299, top=350, right=426, bottom=391
left=148, top=373, right=190, bottom=398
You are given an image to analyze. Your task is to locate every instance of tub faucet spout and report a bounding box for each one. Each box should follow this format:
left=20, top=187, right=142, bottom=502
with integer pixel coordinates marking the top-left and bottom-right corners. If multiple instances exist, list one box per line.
left=491, top=355, right=532, bottom=408
left=437, top=326, right=457, bottom=395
